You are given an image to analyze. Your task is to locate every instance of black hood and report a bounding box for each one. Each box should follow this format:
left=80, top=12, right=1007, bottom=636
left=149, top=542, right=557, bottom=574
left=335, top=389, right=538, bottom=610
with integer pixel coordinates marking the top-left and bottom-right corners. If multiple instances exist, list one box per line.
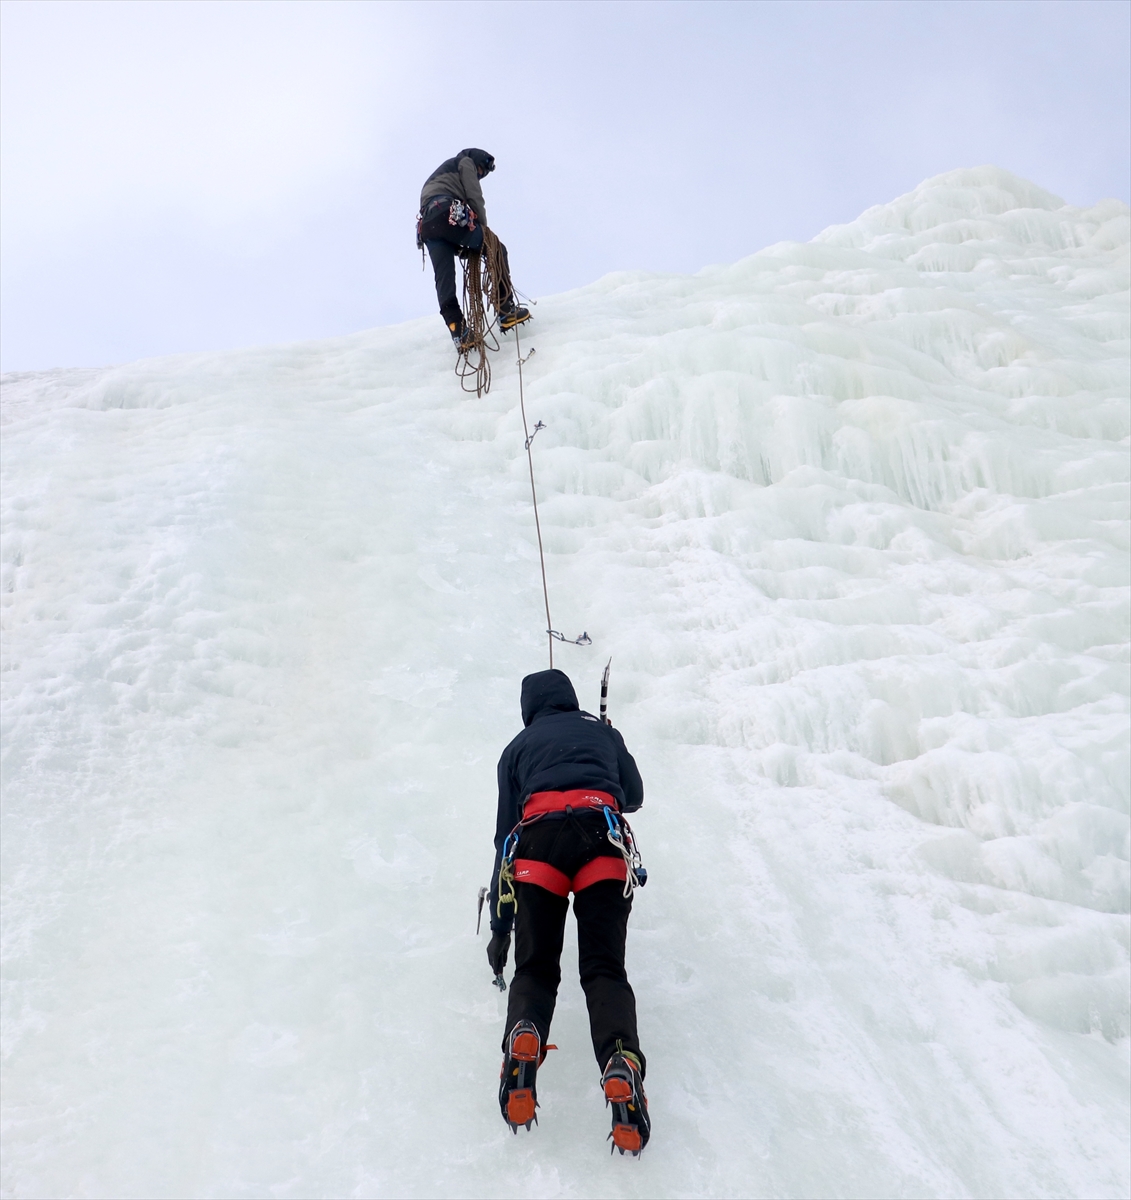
left=460, top=147, right=495, bottom=173
left=520, top=669, right=579, bottom=727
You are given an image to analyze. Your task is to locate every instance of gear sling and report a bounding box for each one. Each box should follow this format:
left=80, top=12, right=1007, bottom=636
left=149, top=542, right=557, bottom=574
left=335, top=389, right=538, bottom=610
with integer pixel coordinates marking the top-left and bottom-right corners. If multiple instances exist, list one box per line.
left=496, top=789, right=646, bottom=917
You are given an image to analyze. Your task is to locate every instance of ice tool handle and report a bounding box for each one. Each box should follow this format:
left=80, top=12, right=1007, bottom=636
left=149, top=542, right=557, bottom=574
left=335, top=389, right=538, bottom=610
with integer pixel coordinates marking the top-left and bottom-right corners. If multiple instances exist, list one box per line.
left=478, top=885, right=508, bottom=990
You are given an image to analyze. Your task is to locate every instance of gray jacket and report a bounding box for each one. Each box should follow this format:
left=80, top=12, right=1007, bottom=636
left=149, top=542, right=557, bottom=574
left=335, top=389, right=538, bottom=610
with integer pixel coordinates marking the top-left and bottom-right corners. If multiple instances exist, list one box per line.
left=420, top=153, right=488, bottom=227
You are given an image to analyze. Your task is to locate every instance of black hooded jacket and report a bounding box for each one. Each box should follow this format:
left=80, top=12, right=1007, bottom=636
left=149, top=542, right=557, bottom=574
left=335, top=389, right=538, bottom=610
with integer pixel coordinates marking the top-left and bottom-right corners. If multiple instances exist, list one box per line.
left=419, top=148, right=495, bottom=226
left=489, top=669, right=644, bottom=933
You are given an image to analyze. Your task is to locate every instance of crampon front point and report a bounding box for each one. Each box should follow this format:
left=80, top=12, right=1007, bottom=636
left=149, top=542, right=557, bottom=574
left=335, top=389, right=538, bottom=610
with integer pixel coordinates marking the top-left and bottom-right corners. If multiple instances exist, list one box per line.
left=602, top=1051, right=650, bottom=1156
left=499, top=1020, right=556, bottom=1133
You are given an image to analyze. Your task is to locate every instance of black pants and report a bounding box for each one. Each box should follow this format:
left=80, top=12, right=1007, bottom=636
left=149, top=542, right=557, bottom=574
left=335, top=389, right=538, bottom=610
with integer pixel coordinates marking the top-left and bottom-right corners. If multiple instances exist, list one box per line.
left=504, top=813, right=645, bottom=1075
left=421, top=203, right=512, bottom=329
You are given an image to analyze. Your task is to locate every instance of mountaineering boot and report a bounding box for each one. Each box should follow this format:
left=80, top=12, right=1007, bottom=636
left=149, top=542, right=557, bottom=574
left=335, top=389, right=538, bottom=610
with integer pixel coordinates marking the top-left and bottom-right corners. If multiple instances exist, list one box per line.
left=602, top=1050, right=650, bottom=1156
left=448, top=317, right=474, bottom=353
left=499, top=302, right=531, bottom=332
left=499, top=1019, right=542, bottom=1132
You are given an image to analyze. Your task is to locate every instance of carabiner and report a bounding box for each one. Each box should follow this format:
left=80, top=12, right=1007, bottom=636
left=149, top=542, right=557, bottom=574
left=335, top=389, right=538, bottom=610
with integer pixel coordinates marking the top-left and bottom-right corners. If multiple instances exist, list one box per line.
left=502, top=830, right=518, bottom=864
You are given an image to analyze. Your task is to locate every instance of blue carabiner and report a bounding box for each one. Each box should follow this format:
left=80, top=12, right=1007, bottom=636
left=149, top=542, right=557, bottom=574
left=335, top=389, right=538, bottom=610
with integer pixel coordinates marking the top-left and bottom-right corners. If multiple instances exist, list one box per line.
left=603, top=806, right=621, bottom=839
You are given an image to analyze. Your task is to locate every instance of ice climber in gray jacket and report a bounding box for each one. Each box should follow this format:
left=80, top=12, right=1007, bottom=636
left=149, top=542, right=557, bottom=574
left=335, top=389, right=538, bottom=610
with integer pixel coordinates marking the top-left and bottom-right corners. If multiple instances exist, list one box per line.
left=417, top=148, right=530, bottom=349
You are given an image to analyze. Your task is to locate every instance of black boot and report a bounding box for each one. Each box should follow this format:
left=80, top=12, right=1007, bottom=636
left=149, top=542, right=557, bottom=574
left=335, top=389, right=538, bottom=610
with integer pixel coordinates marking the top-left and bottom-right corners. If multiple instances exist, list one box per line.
left=446, top=316, right=474, bottom=353
left=602, top=1050, right=650, bottom=1155
left=440, top=297, right=470, bottom=351
left=499, top=302, right=531, bottom=332
left=499, top=1020, right=557, bottom=1132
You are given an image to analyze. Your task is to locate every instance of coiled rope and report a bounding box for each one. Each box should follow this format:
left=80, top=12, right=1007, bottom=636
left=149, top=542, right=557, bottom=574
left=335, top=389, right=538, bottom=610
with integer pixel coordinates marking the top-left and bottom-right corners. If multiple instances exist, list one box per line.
left=456, top=228, right=513, bottom=397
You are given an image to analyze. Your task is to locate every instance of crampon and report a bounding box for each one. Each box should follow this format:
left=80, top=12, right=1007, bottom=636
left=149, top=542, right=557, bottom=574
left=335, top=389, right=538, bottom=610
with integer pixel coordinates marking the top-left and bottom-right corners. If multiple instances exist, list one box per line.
left=499, top=1020, right=556, bottom=1133
left=602, top=1050, right=650, bottom=1156
left=499, top=303, right=532, bottom=332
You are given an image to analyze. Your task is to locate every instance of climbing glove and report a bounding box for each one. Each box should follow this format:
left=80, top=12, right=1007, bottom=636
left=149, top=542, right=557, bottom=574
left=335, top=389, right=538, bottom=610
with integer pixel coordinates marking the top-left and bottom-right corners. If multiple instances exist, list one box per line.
left=487, top=931, right=511, bottom=976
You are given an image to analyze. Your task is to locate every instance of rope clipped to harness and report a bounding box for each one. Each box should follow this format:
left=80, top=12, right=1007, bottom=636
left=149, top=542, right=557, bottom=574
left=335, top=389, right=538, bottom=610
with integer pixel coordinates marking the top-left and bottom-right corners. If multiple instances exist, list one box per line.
left=496, top=829, right=520, bottom=919
left=456, top=228, right=514, bottom=397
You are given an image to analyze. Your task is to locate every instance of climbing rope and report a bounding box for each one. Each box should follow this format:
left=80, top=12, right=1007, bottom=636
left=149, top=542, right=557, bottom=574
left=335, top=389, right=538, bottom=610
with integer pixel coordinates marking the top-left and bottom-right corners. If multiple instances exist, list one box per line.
left=514, top=324, right=556, bottom=668
left=454, top=237, right=586, bottom=665
left=455, top=229, right=513, bottom=397
left=514, top=325, right=591, bottom=666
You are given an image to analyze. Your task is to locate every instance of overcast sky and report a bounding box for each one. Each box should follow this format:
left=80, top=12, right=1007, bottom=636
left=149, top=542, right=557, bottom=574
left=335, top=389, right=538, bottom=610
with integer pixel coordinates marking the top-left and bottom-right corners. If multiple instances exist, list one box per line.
left=2, top=0, right=1128, bottom=373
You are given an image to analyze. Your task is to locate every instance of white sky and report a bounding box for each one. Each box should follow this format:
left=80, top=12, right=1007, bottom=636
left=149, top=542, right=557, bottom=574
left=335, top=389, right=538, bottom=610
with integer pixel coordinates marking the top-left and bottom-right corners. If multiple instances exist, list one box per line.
left=2, top=0, right=1128, bottom=372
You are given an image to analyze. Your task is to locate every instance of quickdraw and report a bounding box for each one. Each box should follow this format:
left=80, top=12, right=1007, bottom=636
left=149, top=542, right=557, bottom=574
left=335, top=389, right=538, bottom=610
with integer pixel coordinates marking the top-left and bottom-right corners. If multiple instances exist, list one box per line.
left=602, top=806, right=648, bottom=898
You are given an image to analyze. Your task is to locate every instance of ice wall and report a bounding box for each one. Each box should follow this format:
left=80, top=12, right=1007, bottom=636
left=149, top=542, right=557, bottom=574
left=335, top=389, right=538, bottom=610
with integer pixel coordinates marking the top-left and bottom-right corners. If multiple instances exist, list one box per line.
left=2, top=167, right=1128, bottom=1198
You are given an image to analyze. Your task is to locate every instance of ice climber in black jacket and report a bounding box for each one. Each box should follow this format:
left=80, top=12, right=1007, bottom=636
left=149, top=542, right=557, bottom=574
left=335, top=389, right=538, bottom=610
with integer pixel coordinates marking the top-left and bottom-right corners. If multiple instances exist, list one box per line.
left=488, top=669, right=651, bottom=1154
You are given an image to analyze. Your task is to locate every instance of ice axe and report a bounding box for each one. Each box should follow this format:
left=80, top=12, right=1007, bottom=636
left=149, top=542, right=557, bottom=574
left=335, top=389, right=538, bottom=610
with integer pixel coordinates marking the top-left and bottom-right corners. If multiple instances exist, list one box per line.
left=477, top=886, right=507, bottom=991
left=600, top=658, right=612, bottom=725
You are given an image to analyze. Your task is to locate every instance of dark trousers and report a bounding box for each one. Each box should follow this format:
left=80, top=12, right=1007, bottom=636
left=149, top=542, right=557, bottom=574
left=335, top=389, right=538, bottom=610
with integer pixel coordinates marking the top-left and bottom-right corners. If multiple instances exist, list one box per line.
left=423, top=221, right=512, bottom=328
left=503, top=814, right=645, bottom=1075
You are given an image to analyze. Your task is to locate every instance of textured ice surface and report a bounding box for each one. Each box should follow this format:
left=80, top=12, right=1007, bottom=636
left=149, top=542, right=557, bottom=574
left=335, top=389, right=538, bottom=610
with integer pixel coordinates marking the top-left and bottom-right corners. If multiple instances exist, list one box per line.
left=2, top=167, right=1128, bottom=1198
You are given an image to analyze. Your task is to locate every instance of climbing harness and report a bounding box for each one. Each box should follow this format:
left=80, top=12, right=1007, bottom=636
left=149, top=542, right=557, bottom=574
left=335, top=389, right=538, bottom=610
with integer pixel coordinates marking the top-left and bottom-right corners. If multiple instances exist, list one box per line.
left=495, top=789, right=647, bottom=915
left=514, top=854, right=628, bottom=896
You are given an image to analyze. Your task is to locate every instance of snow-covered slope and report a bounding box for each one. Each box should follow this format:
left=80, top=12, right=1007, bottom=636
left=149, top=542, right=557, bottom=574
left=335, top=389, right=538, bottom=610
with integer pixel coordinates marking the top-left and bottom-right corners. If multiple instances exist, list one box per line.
left=2, top=167, right=1128, bottom=1199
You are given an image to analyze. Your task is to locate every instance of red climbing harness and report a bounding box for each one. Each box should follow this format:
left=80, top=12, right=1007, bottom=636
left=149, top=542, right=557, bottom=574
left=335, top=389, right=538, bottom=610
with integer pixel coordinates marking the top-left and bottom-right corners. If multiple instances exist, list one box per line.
left=513, top=855, right=627, bottom=897
left=523, top=788, right=619, bottom=818
left=497, top=788, right=644, bottom=915
left=512, top=789, right=626, bottom=896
